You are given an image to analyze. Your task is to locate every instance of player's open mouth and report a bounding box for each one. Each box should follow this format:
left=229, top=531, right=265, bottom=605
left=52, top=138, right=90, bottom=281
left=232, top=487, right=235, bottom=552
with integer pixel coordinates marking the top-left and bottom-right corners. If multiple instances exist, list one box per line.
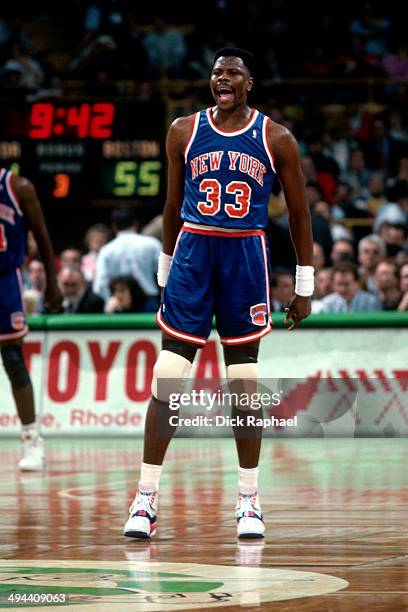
left=217, top=89, right=235, bottom=102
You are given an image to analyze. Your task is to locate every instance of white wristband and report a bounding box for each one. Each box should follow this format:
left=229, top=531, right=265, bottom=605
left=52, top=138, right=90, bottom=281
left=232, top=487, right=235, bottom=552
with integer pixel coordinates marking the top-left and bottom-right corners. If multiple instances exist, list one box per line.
left=157, top=252, right=173, bottom=288
left=295, top=265, right=314, bottom=297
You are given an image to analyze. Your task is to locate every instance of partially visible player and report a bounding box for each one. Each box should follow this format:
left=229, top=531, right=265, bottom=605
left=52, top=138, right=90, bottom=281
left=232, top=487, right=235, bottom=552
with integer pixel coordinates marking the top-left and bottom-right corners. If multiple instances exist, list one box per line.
left=123, top=48, right=314, bottom=539
left=0, top=169, right=62, bottom=470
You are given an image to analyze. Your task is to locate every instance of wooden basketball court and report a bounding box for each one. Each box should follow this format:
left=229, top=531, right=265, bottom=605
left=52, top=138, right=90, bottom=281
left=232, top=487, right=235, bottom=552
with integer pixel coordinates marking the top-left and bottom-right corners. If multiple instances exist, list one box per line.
left=0, top=437, right=407, bottom=610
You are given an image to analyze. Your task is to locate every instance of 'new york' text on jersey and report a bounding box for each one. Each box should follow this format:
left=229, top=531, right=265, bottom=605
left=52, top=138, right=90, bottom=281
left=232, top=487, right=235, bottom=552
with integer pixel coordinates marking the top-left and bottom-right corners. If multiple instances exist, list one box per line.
left=182, top=108, right=277, bottom=229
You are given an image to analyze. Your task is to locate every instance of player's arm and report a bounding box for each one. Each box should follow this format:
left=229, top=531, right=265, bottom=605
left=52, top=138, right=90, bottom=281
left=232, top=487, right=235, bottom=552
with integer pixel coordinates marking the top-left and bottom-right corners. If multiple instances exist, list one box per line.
left=158, top=115, right=194, bottom=288
left=12, top=175, right=62, bottom=312
left=269, top=124, right=314, bottom=329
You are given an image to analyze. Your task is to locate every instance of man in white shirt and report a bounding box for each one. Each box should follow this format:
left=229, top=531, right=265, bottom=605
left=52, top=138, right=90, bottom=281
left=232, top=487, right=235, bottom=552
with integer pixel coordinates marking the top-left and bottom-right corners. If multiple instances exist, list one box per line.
left=93, top=208, right=161, bottom=301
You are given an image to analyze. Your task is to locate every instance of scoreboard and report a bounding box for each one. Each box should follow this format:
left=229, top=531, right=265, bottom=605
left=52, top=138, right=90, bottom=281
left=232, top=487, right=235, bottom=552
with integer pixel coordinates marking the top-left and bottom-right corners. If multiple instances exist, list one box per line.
left=0, top=99, right=165, bottom=204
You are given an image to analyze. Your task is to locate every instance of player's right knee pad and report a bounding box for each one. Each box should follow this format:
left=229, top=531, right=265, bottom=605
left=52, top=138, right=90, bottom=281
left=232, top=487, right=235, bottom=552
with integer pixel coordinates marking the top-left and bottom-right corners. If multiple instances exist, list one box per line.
left=151, top=350, right=192, bottom=402
left=1, top=344, right=31, bottom=389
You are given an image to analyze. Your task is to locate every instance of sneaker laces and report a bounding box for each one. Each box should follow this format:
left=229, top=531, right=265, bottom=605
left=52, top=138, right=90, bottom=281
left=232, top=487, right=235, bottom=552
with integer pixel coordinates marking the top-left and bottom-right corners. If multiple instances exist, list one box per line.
left=129, top=491, right=155, bottom=516
left=236, top=493, right=262, bottom=519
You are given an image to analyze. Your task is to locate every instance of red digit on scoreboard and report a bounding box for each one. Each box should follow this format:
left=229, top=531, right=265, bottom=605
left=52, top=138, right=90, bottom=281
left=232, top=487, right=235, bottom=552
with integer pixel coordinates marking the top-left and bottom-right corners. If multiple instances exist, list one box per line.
left=90, top=103, right=115, bottom=138
left=66, top=104, right=91, bottom=138
left=29, top=103, right=54, bottom=139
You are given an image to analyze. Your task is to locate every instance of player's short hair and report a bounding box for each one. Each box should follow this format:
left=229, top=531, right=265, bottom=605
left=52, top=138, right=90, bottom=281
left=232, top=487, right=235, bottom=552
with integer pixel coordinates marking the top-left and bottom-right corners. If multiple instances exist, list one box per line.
left=213, top=47, right=255, bottom=75
left=111, top=207, right=137, bottom=231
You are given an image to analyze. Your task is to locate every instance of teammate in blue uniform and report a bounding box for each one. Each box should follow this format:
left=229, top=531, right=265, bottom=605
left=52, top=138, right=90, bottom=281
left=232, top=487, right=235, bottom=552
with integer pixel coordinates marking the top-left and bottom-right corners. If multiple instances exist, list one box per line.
left=0, top=169, right=61, bottom=469
left=124, top=48, right=314, bottom=539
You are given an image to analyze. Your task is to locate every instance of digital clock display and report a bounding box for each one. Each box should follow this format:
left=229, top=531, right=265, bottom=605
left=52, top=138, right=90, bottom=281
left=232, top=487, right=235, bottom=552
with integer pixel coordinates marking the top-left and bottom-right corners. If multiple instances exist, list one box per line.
left=0, top=100, right=165, bottom=204
left=29, top=103, right=115, bottom=139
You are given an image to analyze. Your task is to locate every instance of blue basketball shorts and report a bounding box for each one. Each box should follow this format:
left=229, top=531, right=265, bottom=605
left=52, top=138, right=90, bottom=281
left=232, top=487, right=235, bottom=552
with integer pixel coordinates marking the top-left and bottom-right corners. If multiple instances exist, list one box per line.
left=0, top=268, right=28, bottom=341
left=157, top=225, right=272, bottom=345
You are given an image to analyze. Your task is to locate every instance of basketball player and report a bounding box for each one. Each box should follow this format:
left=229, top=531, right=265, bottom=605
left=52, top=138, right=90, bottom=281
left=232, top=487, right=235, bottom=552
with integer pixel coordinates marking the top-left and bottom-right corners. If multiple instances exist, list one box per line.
left=0, top=169, right=61, bottom=469
left=124, top=48, right=314, bottom=539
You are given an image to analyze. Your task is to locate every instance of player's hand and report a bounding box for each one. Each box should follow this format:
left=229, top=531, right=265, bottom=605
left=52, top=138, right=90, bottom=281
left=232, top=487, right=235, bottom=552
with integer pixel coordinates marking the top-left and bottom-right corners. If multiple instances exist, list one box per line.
left=284, top=294, right=311, bottom=331
left=44, top=283, right=63, bottom=313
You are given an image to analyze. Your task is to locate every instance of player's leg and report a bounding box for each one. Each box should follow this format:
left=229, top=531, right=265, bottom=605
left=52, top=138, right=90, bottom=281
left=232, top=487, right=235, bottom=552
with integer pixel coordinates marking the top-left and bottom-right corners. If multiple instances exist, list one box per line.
left=215, top=233, right=271, bottom=539
left=224, top=341, right=265, bottom=539
left=123, top=335, right=200, bottom=538
left=124, top=228, right=213, bottom=538
left=0, top=338, right=44, bottom=471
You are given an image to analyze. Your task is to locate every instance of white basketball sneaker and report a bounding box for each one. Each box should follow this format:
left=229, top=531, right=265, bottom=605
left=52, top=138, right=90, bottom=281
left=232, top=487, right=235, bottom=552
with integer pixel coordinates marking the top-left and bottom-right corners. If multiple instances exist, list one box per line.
left=19, top=430, right=45, bottom=471
left=235, top=491, right=265, bottom=539
left=123, top=487, right=158, bottom=539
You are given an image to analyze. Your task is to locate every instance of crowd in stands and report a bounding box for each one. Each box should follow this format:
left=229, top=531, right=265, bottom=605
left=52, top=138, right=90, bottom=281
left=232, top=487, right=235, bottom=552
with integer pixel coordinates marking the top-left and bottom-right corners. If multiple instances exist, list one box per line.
left=0, top=1, right=406, bottom=98
left=21, top=191, right=408, bottom=316
left=1, top=1, right=407, bottom=316
left=22, top=209, right=161, bottom=316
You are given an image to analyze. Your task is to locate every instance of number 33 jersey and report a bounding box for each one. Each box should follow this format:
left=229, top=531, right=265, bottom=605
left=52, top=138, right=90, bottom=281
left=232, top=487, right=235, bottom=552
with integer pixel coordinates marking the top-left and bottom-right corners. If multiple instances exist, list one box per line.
left=182, top=108, right=277, bottom=229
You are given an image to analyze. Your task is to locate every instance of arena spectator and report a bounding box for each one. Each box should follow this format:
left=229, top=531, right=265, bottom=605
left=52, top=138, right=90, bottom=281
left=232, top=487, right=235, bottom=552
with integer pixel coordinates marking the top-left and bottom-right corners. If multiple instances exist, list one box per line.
left=332, top=181, right=372, bottom=241
left=57, top=267, right=104, bottom=314
left=143, top=16, right=186, bottom=79
left=312, top=199, right=353, bottom=243
left=349, top=2, right=390, bottom=58
left=374, top=260, right=401, bottom=310
left=105, top=275, right=157, bottom=313
left=2, top=39, right=45, bottom=91
left=361, top=117, right=406, bottom=176
left=315, top=268, right=334, bottom=299
left=60, top=248, right=82, bottom=270
left=93, top=207, right=161, bottom=301
left=141, top=215, right=162, bottom=242
left=305, top=181, right=324, bottom=208
left=320, top=261, right=382, bottom=313
left=26, top=258, right=46, bottom=294
left=360, top=172, right=387, bottom=214
left=23, top=289, right=41, bottom=316
left=331, top=181, right=368, bottom=219
left=397, top=263, right=408, bottom=311
left=25, top=259, right=47, bottom=313
left=340, top=148, right=372, bottom=198
left=81, top=223, right=111, bottom=283
left=301, top=156, right=318, bottom=184
left=358, top=234, right=386, bottom=292
left=312, top=241, right=325, bottom=273
left=331, top=239, right=355, bottom=265
left=270, top=268, right=294, bottom=312
left=386, top=157, right=408, bottom=200
left=375, top=215, right=408, bottom=258
left=399, top=263, right=408, bottom=294
left=382, top=42, right=408, bottom=78
left=311, top=268, right=334, bottom=313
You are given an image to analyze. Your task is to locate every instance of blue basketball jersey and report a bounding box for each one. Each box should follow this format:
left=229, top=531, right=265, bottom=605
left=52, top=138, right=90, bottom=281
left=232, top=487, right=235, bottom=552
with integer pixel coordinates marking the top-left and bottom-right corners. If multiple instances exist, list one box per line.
left=0, top=169, right=25, bottom=274
left=182, top=108, right=277, bottom=229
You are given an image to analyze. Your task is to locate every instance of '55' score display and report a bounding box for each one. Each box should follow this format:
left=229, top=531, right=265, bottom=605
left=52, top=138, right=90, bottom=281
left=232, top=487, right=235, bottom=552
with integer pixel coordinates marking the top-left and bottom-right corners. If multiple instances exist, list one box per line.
left=0, top=100, right=165, bottom=203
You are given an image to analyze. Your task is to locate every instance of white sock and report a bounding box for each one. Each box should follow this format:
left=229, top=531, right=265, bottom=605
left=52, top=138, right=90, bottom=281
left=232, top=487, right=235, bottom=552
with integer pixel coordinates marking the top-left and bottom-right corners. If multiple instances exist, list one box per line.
left=139, top=462, right=162, bottom=491
left=21, top=422, right=39, bottom=437
left=238, top=466, right=259, bottom=494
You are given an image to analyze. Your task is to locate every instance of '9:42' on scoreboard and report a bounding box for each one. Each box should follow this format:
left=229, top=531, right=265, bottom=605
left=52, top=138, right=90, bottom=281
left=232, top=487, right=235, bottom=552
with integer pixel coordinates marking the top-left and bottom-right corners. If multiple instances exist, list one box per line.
left=0, top=99, right=165, bottom=203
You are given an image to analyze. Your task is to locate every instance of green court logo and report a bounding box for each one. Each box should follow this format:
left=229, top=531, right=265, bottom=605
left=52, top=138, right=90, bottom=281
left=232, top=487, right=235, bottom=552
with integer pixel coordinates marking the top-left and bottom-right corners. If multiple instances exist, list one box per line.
left=0, top=559, right=348, bottom=609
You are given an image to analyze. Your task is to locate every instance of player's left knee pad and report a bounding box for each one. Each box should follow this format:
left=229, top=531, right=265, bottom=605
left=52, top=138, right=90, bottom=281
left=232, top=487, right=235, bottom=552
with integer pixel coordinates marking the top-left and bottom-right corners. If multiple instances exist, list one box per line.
left=151, top=349, right=192, bottom=402
left=226, top=363, right=259, bottom=412
left=226, top=363, right=258, bottom=382
left=1, top=344, right=31, bottom=389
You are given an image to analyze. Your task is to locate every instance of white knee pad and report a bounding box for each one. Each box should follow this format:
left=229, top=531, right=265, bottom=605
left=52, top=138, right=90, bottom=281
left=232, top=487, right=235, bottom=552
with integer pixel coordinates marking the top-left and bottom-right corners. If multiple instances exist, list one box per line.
left=227, top=363, right=258, bottom=382
left=151, top=350, right=192, bottom=402
left=227, top=363, right=258, bottom=411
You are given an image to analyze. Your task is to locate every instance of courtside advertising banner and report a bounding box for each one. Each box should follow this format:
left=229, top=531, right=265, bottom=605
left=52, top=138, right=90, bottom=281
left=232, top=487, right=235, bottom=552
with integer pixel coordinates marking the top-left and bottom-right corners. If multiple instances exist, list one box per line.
left=0, top=329, right=407, bottom=436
